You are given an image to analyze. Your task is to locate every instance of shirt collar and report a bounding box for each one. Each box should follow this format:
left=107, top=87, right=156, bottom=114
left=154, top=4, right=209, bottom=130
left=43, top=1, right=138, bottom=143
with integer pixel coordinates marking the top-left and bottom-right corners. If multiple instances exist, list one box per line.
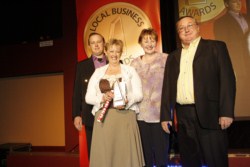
left=92, top=55, right=106, bottom=63
left=182, top=36, right=201, bottom=49
left=228, top=10, right=240, bottom=17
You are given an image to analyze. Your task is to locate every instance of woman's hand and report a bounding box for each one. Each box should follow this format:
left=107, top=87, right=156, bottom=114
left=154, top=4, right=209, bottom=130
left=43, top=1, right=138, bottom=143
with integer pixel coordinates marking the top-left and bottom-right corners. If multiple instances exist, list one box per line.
left=161, top=121, right=172, bottom=134
left=115, top=99, right=128, bottom=110
left=102, top=91, right=114, bottom=102
left=115, top=105, right=125, bottom=110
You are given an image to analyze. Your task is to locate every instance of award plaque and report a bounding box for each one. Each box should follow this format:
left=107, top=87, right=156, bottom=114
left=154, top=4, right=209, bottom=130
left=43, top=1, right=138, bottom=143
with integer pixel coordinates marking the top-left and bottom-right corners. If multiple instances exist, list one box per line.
left=113, top=81, right=126, bottom=107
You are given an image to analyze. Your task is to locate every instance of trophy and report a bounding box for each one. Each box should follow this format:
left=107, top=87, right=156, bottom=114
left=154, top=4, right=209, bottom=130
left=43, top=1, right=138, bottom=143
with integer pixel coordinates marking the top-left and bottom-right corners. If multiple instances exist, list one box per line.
left=113, top=79, right=126, bottom=107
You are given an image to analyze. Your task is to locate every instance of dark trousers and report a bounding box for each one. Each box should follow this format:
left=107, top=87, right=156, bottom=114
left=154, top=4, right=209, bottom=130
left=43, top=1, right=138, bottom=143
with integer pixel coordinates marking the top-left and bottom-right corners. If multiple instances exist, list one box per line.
left=137, top=121, right=169, bottom=167
left=85, top=125, right=93, bottom=158
left=176, top=104, right=229, bottom=167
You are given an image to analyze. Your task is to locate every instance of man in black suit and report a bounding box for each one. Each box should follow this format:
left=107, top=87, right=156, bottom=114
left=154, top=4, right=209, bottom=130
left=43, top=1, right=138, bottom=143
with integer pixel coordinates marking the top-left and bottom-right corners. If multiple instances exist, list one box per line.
left=161, top=16, right=236, bottom=167
left=214, top=0, right=249, bottom=76
left=214, top=0, right=250, bottom=117
left=72, top=32, right=107, bottom=157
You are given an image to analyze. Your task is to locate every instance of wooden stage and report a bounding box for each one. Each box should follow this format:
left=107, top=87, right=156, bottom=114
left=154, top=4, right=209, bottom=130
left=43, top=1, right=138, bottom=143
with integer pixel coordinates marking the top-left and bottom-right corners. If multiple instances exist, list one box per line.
left=5, top=149, right=250, bottom=167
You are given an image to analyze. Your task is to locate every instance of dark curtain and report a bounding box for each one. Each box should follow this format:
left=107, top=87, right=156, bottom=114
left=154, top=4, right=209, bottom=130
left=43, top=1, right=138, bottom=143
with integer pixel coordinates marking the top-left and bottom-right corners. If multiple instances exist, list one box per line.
left=227, top=120, right=250, bottom=149
left=159, top=0, right=180, bottom=154
left=160, top=0, right=179, bottom=54
left=248, top=0, right=250, bottom=13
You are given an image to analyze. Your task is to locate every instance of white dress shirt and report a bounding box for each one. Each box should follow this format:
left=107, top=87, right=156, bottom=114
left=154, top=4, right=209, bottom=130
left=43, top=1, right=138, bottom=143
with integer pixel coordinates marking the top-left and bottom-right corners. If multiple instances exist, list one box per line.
left=177, top=37, right=201, bottom=104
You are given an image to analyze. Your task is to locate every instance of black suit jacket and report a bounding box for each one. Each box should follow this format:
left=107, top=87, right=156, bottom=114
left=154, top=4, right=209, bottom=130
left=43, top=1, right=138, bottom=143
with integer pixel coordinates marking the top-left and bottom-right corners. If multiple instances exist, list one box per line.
left=72, top=57, right=95, bottom=127
left=160, top=38, right=236, bottom=129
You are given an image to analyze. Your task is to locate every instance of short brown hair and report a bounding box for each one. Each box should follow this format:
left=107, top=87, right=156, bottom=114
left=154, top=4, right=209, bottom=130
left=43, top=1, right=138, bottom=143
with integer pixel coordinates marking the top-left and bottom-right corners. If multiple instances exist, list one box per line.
left=138, top=28, right=158, bottom=44
left=176, top=16, right=198, bottom=29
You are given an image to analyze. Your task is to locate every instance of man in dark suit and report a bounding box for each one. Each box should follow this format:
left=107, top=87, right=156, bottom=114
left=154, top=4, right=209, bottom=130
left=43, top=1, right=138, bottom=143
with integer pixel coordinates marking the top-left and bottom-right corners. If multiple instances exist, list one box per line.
left=161, top=16, right=236, bottom=167
left=214, top=0, right=249, bottom=75
left=72, top=32, right=107, bottom=157
left=214, top=0, right=250, bottom=118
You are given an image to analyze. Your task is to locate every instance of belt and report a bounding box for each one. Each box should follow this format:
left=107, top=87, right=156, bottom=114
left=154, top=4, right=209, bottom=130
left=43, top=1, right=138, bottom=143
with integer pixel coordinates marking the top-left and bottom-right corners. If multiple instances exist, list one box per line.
left=176, top=103, right=195, bottom=107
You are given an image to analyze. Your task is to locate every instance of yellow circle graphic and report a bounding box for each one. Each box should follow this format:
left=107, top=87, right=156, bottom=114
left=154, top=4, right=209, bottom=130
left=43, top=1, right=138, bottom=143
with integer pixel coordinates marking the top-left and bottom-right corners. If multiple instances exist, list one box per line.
left=84, top=2, right=152, bottom=64
left=178, top=0, right=225, bottom=23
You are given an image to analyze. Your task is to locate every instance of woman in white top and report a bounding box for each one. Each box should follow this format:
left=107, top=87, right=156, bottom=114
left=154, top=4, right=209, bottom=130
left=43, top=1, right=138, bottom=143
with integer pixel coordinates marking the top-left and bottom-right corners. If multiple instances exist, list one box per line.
left=85, top=38, right=145, bottom=167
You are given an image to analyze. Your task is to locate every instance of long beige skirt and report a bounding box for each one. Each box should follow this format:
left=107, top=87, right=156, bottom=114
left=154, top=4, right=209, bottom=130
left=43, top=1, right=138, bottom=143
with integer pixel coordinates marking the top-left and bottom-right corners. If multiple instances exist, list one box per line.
left=90, top=108, right=145, bottom=167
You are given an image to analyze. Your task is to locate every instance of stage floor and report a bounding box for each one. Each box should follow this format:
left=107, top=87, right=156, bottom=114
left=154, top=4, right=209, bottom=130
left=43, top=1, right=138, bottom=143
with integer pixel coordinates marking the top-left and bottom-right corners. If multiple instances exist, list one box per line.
left=5, top=149, right=250, bottom=167
left=168, top=149, right=250, bottom=167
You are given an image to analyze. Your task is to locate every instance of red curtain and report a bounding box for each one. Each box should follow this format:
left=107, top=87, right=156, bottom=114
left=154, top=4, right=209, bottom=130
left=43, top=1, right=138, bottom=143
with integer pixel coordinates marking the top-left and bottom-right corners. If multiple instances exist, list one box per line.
left=75, top=0, right=161, bottom=166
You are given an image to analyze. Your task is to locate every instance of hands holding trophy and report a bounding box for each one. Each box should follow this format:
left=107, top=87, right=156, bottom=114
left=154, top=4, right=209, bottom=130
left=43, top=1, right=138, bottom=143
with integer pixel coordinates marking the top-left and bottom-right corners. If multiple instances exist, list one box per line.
left=97, top=79, right=113, bottom=123
left=97, top=79, right=127, bottom=123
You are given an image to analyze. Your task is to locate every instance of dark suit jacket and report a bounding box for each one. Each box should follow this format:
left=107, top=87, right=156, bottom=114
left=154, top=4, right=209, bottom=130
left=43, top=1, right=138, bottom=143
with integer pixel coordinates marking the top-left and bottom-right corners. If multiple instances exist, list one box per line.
left=214, top=12, right=250, bottom=77
left=72, top=57, right=95, bottom=127
left=160, top=38, right=236, bottom=129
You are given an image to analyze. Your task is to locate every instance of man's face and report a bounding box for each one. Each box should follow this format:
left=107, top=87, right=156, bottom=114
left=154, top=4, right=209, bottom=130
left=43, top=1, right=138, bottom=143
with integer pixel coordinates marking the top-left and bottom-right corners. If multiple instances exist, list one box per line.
left=226, top=0, right=242, bottom=13
left=177, top=17, right=200, bottom=47
left=89, top=34, right=104, bottom=56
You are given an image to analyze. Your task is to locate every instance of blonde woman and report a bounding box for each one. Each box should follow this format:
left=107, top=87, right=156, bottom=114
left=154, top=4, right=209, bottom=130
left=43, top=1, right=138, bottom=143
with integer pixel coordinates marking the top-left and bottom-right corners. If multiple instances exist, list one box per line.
left=86, top=39, right=145, bottom=167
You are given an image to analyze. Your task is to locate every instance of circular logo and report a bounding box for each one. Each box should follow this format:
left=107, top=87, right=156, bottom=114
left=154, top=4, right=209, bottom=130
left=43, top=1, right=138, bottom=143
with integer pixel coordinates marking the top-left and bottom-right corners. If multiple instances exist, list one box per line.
left=178, top=0, right=225, bottom=23
left=84, top=2, right=152, bottom=64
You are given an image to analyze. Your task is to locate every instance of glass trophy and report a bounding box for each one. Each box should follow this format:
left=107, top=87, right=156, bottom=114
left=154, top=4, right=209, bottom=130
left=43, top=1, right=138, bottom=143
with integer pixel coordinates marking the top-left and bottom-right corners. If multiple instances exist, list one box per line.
left=113, top=80, right=126, bottom=107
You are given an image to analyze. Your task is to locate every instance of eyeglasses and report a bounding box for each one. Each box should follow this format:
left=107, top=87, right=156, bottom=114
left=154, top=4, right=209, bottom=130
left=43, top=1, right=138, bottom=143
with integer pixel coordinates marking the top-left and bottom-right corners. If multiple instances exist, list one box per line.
left=178, top=23, right=196, bottom=33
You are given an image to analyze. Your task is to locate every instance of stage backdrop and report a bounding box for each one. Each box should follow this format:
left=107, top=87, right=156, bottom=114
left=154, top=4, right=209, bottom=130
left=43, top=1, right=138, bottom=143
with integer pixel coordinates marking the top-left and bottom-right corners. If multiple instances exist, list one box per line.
left=76, top=0, right=162, bottom=63
left=178, top=0, right=250, bottom=118
left=75, top=0, right=161, bottom=166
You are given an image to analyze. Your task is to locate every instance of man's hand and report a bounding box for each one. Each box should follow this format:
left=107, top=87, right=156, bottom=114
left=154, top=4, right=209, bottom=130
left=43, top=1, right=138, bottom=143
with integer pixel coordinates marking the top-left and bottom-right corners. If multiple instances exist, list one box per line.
left=161, top=121, right=172, bottom=134
left=219, top=117, right=233, bottom=130
left=74, top=116, right=82, bottom=131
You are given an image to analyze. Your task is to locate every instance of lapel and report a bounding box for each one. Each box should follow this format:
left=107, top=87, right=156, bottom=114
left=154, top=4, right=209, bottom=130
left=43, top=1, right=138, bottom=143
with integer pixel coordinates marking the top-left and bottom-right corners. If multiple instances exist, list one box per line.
left=193, top=38, right=204, bottom=62
left=174, top=38, right=205, bottom=68
left=227, top=13, right=244, bottom=33
left=174, top=49, right=182, bottom=65
left=88, top=57, right=95, bottom=72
